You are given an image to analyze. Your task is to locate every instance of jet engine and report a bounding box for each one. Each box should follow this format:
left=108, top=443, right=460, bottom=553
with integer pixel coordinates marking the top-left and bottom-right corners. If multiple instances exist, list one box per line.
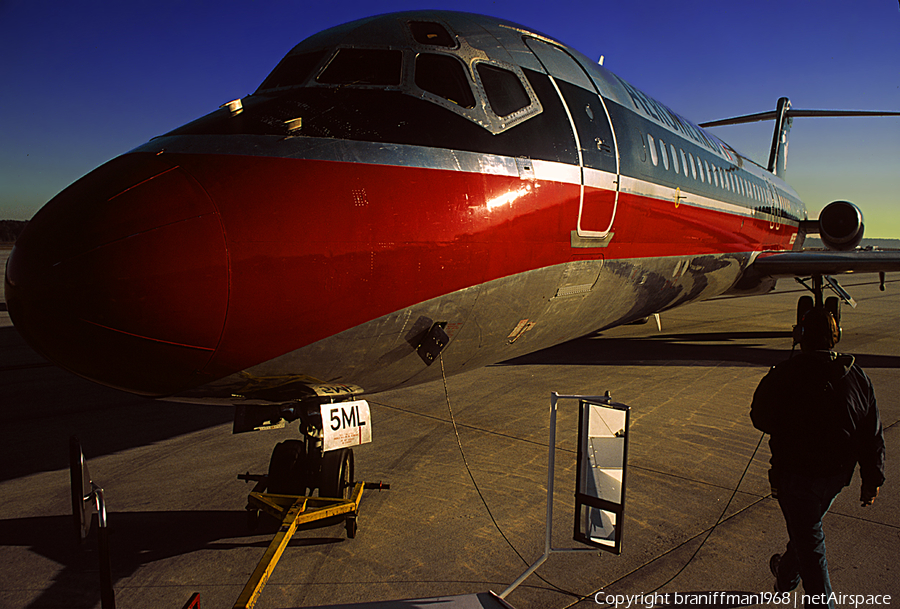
left=818, top=200, right=864, bottom=251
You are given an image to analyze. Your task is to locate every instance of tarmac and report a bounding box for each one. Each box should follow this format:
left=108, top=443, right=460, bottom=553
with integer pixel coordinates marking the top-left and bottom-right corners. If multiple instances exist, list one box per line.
left=1, top=245, right=898, bottom=609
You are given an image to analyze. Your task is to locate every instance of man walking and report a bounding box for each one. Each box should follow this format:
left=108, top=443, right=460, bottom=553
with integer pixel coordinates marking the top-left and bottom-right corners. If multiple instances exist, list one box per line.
left=750, top=306, right=885, bottom=608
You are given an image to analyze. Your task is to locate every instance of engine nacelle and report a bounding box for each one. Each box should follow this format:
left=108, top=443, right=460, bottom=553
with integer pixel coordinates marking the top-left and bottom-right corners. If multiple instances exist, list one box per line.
left=818, top=200, right=864, bottom=251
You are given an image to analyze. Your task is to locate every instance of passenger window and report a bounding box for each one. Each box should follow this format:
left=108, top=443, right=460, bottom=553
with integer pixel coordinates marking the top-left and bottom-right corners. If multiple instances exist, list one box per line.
left=416, top=53, right=476, bottom=108
left=648, top=134, right=658, bottom=166
left=687, top=152, right=697, bottom=179
left=317, top=48, right=402, bottom=86
left=670, top=144, right=679, bottom=174
left=476, top=63, right=530, bottom=117
left=258, top=50, right=329, bottom=90
left=409, top=21, right=456, bottom=48
left=659, top=139, right=669, bottom=170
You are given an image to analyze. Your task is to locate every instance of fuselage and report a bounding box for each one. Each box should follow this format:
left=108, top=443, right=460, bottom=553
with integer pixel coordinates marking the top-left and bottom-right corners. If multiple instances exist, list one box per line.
left=5, top=11, right=804, bottom=403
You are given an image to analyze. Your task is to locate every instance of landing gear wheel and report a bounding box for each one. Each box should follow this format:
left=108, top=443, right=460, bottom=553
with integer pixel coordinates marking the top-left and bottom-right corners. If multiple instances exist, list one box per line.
left=825, top=296, right=841, bottom=326
left=267, top=440, right=309, bottom=495
left=797, top=295, right=814, bottom=325
left=825, top=296, right=842, bottom=345
left=320, top=448, right=354, bottom=499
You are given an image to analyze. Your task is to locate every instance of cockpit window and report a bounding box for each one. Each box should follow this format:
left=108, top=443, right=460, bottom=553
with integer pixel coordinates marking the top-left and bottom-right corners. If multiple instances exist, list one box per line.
left=258, top=50, right=329, bottom=91
left=316, top=48, right=403, bottom=86
left=409, top=21, right=456, bottom=48
left=415, top=53, right=475, bottom=108
left=255, top=27, right=542, bottom=135
left=476, top=63, right=531, bottom=117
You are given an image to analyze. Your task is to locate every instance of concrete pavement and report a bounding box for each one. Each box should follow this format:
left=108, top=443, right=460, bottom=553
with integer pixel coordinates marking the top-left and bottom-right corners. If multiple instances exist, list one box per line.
left=1, top=247, right=897, bottom=608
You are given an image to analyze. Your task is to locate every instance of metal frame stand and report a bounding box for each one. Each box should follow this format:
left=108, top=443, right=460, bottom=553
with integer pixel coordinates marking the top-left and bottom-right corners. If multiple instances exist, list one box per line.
left=69, top=437, right=116, bottom=609
left=499, top=393, right=611, bottom=599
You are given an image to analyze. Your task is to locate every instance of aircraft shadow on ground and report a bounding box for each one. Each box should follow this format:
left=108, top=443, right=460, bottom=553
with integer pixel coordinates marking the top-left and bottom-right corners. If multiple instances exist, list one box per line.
left=4, top=508, right=766, bottom=609
left=0, top=326, right=234, bottom=482
left=0, top=511, right=346, bottom=609
left=498, top=330, right=900, bottom=370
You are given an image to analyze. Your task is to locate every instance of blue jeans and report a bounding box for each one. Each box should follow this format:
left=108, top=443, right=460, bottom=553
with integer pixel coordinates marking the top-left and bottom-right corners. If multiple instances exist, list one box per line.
left=774, top=469, right=851, bottom=609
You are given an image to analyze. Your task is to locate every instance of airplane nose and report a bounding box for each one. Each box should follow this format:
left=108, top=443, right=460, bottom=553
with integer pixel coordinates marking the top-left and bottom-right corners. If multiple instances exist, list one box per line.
left=5, top=153, right=228, bottom=396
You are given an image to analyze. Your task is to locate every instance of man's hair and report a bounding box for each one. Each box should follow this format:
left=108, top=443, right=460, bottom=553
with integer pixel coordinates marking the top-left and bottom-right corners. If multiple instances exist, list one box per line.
left=795, top=308, right=841, bottom=351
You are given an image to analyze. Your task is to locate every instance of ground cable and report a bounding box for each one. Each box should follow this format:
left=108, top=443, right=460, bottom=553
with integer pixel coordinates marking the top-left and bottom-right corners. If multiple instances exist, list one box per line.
left=566, top=431, right=768, bottom=608
left=439, top=354, right=581, bottom=599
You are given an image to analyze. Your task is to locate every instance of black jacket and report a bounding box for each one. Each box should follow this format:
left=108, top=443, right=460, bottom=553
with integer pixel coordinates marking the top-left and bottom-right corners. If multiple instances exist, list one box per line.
left=750, top=350, right=885, bottom=490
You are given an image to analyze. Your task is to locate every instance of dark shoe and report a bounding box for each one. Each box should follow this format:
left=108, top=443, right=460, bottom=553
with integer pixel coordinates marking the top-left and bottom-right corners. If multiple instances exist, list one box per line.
left=770, top=554, right=799, bottom=592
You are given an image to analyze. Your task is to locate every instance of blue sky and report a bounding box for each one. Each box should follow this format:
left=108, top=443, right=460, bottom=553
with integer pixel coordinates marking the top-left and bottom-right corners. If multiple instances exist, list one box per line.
left=2, top=0, right=898, bottom=236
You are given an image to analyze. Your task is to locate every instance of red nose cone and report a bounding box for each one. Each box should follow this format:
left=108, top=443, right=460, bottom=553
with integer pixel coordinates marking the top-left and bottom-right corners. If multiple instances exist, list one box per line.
left=5, top=153, right=228, bottom=396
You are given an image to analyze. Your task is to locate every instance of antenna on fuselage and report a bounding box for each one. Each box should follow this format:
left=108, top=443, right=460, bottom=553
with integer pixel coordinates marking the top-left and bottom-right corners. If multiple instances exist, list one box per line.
left=699, top=100, right=900, bottom=178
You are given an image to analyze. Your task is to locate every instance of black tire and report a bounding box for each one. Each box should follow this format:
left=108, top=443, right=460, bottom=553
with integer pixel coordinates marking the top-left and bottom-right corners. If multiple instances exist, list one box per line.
left=267, top=440, right=308, bottom=495
left=345, top=515, right=358, bottom=539
left=825, top=296, right=841, bottom=326
left=320, top=448, right=354, bottom=499
left=797, top=295, right=814, bottom=325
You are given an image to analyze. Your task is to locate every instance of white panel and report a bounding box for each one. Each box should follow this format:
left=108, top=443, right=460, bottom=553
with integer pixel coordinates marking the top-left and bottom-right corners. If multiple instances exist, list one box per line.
left=322, top=400, right=372, bottom=451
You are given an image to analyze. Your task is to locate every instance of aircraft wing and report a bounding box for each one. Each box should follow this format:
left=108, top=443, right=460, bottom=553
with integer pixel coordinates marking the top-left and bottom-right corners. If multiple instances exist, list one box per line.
left=750, top=250, right=900, bottom=277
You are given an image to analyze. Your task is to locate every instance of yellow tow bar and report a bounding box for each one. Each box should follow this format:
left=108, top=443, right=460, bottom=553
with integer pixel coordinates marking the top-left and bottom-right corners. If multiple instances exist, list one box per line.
left=233, top=482, right=366, bottom=609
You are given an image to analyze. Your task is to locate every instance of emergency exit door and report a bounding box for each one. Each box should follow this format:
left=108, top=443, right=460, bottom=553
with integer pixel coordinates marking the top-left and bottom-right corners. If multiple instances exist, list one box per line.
left=525, top=38, right=620, bottom=239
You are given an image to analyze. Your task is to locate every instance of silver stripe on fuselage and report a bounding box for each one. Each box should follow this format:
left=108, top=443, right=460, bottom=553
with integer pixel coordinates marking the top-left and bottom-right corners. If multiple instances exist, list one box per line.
left=139, top=134, right=794, bottom=226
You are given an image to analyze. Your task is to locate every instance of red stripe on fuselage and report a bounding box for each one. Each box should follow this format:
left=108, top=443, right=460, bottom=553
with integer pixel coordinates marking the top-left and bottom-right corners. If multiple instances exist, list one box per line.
left=170, top=152, right=794, bottom=383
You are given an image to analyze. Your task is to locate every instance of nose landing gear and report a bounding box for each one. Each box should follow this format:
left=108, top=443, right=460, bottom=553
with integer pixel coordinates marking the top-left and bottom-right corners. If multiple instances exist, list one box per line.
left=235, top=418, right=386, bottom=608
left=243, top=407, right=359, bottom=531
left=265, top=438, right=355, bottom=499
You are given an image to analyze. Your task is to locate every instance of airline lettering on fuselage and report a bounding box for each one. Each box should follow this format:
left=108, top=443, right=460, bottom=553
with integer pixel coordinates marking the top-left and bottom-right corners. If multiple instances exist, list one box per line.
left=615, top=76, right=724, bottom=158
